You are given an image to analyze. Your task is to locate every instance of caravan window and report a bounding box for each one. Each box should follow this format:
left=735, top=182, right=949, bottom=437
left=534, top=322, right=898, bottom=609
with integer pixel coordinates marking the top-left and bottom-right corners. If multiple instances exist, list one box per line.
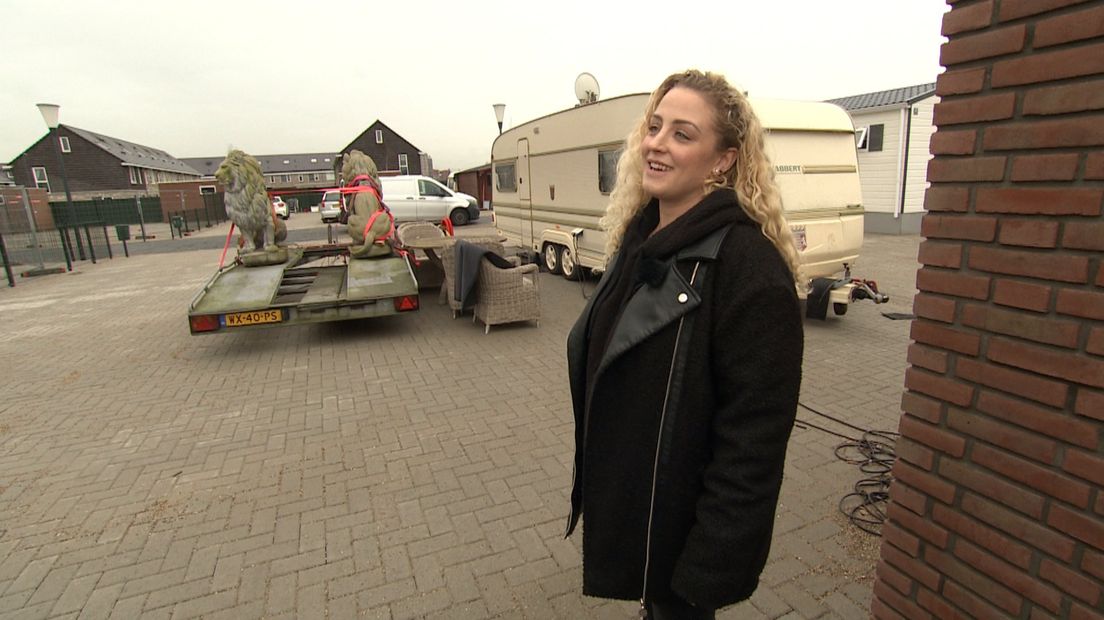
left=598, top=148, right=622, bottom=194
left=495, top=162, right=517, bottom=192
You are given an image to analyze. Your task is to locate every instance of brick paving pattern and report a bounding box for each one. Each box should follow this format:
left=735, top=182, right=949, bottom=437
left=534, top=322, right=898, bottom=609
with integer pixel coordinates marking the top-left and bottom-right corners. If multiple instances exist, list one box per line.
left=0, top=216, right=921, bottom=619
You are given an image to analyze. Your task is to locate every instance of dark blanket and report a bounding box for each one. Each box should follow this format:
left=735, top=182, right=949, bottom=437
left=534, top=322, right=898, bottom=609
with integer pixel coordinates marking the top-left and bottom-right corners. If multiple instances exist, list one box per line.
left=454, top=240, right=514, bottom=311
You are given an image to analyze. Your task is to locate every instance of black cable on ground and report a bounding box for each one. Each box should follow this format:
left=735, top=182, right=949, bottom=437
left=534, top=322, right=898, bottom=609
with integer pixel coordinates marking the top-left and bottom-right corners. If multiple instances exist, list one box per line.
left=795, top=401, right=898, bottom=536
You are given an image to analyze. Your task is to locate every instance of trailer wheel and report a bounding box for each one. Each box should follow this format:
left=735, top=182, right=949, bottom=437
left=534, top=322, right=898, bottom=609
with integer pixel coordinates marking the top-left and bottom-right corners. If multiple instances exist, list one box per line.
left=450, top=208, right=470, bottom=227
left=833, top=302, right=848, bottom=316
left=543, top=244, right=562, bottom=275
left=560, top=244, right=581, bottom=281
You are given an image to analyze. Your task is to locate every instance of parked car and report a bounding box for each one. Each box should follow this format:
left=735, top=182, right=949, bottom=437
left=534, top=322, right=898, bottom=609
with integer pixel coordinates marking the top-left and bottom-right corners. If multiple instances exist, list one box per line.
left=272, top=196, right=289, bottom=219
left=319, top=189, right=343, bottom=223
left=380, top=175, right=480, bottom=226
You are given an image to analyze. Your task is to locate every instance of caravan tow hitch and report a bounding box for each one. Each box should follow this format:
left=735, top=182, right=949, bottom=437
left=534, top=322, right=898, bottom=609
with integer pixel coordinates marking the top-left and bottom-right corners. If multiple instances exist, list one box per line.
left=806, top=265, right=889, bottom=319
left=850, top=278, right=889, bottom=304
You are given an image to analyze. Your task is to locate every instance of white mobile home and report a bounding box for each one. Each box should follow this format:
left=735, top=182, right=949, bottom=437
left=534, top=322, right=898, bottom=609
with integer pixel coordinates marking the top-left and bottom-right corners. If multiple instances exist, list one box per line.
left=827, top=83, right=938, bottom=234
left=491, top=93, right=884, bottom=313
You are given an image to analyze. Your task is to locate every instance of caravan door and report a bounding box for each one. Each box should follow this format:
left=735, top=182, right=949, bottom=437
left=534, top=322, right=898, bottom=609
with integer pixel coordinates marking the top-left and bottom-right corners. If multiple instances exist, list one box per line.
left=517, top=138, right=534, bottom=249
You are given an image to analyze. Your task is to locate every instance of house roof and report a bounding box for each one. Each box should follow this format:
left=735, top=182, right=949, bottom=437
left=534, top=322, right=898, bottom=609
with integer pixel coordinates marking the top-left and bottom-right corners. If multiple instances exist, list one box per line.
left=342, top=120, right=422, bottom=155
left=455, top=162, right=492, bottom=175
left=65, top=125, right=202, bottom=175
left=825, top=83, right=937, bottom=111
left=254, top=153, right=338, bottom=174
left=181, top=153, right=338, bottom=177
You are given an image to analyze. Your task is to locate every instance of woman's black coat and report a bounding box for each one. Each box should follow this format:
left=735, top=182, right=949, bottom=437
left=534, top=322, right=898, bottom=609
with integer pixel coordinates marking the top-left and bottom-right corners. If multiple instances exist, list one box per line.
left=565, top=189, right=803, bottom=609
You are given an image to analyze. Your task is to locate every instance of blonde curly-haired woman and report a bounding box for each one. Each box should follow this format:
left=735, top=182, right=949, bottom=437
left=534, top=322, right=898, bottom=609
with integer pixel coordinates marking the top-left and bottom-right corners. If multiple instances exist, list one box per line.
left=565, top=70, right=804, bottom=619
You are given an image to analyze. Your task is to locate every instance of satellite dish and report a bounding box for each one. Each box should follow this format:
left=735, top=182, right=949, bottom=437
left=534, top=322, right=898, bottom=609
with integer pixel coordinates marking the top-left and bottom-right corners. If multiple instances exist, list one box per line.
left=574, top=73, right=600, bottom=105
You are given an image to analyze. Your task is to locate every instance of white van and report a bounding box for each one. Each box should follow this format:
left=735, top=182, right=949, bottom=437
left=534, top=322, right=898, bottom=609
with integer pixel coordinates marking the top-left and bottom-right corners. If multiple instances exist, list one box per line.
left=380, top=175, right=480, bottom=226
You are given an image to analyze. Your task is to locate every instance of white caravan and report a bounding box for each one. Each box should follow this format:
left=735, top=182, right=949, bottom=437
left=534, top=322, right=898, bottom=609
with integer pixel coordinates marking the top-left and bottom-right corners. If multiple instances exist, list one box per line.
left=490, top=93, right=887, bottom=315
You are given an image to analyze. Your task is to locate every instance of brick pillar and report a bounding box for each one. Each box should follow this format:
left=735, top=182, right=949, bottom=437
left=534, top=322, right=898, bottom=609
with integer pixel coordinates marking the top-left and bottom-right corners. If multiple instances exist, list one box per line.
left=871, top=1, right=1104, bottom=618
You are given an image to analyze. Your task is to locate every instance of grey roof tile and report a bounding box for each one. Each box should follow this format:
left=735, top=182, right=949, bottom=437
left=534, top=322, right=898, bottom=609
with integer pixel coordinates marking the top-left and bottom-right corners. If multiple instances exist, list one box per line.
left=63, top=125, right=202, bottom=175
left=181, top=153, right=338, bottom=176
left=826, top=83, right=937, bottom=111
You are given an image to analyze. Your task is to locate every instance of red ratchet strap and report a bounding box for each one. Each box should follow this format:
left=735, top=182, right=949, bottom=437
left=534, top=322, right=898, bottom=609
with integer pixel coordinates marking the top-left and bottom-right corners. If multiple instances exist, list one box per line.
left=396, top=247, right=419, bottom=266
left=361, top=209, right=395, bottom=245
left=340, top=175, right=384, bottom=202
left=341, top=175, right=394, bottom=242
left=219, top=222, right=236, bottom=268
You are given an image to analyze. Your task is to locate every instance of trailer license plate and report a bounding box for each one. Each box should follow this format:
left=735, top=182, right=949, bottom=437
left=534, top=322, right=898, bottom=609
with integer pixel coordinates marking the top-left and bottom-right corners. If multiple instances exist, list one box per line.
left=225, top=310, right=283, bottom=327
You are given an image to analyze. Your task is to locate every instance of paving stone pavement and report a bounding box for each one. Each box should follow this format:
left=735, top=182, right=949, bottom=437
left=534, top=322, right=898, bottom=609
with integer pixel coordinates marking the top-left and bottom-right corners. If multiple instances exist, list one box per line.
left=0, top=216, right=921, bottom=619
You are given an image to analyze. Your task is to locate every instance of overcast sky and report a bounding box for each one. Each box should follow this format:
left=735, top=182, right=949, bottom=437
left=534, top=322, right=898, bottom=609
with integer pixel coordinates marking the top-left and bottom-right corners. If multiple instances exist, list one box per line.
left=2, top=1, right=948, bottom=173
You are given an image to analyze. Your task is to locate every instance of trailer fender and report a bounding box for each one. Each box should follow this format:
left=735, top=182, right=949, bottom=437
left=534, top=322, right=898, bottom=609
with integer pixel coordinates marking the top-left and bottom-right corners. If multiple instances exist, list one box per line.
left=538, top=230, right=576, bottom=251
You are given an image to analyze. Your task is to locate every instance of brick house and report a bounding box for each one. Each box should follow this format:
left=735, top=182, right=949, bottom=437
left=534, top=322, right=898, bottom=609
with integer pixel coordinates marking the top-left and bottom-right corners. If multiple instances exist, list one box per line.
left=182, top=119, right=429, bottom=191
left=871, top=1, right=1104, bottom=618
left=341, top=120, right=428, bottom=177
left=9, top=126, right=201, bottom=200
left=453, top=163, right=493, bottom=210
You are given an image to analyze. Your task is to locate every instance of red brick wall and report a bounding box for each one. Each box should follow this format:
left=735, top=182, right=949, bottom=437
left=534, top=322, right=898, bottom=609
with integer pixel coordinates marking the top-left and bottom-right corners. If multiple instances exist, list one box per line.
left=455, top=166, right=492, bottom=207
left=158, top=180, right=222, bottom=215
left=0, top=187, right=53, bottom=232
left=872, top=1, right=1104, bottom=618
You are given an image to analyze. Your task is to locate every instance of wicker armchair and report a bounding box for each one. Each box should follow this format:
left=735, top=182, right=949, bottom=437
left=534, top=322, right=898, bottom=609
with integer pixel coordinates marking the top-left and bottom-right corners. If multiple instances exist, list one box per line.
left=440, top=238, right=505, bottom=318
left=396, top=221, right=444, bottom=248
left=474, top=258, right=541, bottom=333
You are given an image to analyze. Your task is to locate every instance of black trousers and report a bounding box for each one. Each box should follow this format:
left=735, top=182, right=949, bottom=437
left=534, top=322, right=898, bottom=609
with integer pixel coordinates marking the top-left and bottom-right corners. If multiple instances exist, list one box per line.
left=646, top=598, right=716, bottom=620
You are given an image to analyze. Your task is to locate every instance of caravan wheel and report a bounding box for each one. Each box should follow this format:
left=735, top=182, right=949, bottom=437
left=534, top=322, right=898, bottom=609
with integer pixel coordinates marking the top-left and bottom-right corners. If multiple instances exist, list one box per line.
left=560, top=245, right=581, bottom=281
left=543, top=244, right=562, bottom=275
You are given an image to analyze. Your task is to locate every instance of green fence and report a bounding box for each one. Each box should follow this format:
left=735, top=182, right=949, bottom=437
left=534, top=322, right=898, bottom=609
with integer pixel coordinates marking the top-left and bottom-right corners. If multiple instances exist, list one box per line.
left=49, top=196, right=163, bottom=227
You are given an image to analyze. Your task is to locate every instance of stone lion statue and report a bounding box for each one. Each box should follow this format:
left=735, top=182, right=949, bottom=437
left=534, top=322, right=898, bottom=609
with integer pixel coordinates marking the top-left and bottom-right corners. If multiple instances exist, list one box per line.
left=215, top=149, right=286, bottom=255
left=341, top=150, right=393, bottom=259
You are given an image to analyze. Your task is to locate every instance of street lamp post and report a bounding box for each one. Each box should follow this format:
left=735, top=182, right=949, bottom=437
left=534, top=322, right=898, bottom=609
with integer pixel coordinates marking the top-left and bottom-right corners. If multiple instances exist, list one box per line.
left=36, top=103, right=85, bottom=260
left=493, top=103, right=506, bottom=135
